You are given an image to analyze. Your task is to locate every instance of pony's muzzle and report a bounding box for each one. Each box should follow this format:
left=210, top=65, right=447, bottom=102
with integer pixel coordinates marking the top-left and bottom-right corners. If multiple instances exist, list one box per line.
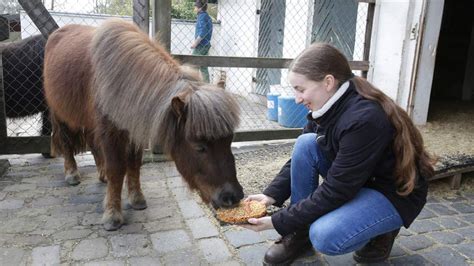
left=212, top=182, right=244, bottom=208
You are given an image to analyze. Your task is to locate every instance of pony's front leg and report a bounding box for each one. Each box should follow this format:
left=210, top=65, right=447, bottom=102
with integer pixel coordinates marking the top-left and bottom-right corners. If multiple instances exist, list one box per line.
left=126, top=144, right=147, bottom=210
left=100, top=130, right=128, bottom=231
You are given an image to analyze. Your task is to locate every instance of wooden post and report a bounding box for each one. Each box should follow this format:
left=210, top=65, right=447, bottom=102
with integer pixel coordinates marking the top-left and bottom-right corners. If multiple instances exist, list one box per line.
left=450, top=173, right=462, bottom=190
left=362, top=1, right=376, bottom=78
left=153, top=0, right=171, bottom=51
left=133, top=0, right=150, bottom=34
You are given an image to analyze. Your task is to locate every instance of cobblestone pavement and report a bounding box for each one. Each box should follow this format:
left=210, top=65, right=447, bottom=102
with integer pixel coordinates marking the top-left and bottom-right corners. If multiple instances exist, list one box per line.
left=0, top=151, right=473, bottom=266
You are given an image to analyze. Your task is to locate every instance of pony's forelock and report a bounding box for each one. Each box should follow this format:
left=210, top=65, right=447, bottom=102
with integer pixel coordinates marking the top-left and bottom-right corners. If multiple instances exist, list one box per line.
left=185, top=84, right=241, bottom=141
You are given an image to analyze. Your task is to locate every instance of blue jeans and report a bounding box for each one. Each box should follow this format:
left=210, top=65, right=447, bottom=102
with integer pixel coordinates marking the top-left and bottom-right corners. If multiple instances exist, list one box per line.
left=290, top=133, right=403, bottom=255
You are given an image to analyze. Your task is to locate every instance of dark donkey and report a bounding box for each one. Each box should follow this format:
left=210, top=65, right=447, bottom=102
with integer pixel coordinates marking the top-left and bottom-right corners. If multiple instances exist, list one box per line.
left=44, top=19, right=244, bottom=230
left=1, top=35, right=52, bottom=157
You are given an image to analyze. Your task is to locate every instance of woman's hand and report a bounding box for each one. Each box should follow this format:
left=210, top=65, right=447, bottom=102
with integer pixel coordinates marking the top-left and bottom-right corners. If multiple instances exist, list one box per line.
left=240, top=216, right=274, bottom=232
left=244, top=194, right=276, bottom=207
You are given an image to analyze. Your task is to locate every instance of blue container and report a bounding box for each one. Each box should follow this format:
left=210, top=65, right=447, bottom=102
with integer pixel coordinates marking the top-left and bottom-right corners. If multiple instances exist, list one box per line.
left=266, top=93, right=280, bottom=121
left=278, top=96, right=309, bottom=128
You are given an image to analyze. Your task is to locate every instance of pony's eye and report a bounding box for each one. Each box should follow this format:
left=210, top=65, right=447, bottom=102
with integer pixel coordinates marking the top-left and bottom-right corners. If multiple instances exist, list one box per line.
left=195, top=145, right=207, bottom=153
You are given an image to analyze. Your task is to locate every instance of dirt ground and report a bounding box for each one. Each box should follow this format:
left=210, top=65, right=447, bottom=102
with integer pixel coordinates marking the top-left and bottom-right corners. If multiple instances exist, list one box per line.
left=235, top=101, right=474, bottom=200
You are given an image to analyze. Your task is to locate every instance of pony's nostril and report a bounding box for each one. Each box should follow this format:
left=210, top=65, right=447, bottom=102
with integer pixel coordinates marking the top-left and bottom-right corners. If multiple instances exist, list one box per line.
left=220, top=192, right=236, bottom=207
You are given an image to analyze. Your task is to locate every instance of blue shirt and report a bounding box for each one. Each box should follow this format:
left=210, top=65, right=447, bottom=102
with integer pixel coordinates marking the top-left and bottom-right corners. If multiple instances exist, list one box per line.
left=195, top=11, right=212, bottom=47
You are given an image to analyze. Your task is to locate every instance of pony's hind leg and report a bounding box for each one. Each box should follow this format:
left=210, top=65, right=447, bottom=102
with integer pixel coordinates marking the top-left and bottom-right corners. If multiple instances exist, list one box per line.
left=51, top=113, right=85, bottom=185
left=126, top=144, right=147, bottom=210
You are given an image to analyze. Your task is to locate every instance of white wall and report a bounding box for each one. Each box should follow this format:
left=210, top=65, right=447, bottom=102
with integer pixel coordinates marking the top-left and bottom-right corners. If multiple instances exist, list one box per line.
left=368, top=0, right=444, bottom=125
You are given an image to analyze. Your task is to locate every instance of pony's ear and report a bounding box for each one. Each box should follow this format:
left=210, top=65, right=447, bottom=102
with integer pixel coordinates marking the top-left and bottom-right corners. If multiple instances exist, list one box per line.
left=171, top=92, right=188, bottom=118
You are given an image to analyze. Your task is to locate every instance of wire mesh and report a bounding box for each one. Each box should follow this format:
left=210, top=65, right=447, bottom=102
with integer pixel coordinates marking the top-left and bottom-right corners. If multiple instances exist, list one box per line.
left=0, top=0, right=371, bottom=139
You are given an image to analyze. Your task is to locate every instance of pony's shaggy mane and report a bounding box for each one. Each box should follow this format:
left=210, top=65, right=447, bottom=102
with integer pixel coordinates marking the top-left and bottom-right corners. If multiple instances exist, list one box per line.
left=90, top=19, right=240, bottom=153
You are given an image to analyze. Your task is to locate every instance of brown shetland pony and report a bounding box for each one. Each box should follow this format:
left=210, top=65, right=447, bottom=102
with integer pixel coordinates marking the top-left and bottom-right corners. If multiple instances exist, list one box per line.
left=44, top=19, right=243, bottom=230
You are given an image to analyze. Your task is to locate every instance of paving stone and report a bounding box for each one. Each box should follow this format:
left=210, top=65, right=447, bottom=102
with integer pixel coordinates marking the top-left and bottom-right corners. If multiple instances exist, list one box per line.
left=224, top=228, right=265, bottom=247
left=389, top=254, right=435, bottom=265
left=452, top=243, right=474, bottom=260
left=260, top=229, right=280, bottom=241
left=399, top=227, right=413, bottom=236
left=427, top=231, right=464, bottom=244
left=71, top=238, right=108, bottom=260
left=397, top=235, right=435, bottom=251
left=0, top=192, right=6, bottom=200
left=81, top=213, right=103, bottom=226
left=213, top=260, right=242, bottom=266
left=69, top=194, right=103, bottom=205
left=0, top=217, right=39, bottom=233
left=237, top=243, right=269, bottom=266
left=434, top=216, right=470, bottom=229
left=459, top=214, right=474, bottom=224
left=128, top=256, right=162, bottom=266
left=198, top=238, right=232, bottom=263
left=0, top=198, right=24, bottom=209
left=426, top=203, right=458, bottom=215
left=83, top=183, right=106, bottom=194
left=421, top=246, right=468, bottom=266
left=161, top=249, right=202, bottom=265
left=32, top=245, right=60, bottom=266
left=0, top=247, right=26, bottom=265
left=32, top=196, right=64, bottom=208
left=143, top=216, right=184, bottom=232
left=293, top=252, right=326, bottom=266
left=454, top=226, right=474, bottom=240
left=83, top=260, right=125, bottom=266
left=170, top=186, right=194, bottom=201
left=144, top=205, right=176, bottom=221
left=451, top=202, right=474, bottom=213
left=12, top=234, right=52, bottom=247
left=151, top=230, right=191, bottom=253
left=2, top=183, right=36, bottom=192
left=322, top=252, right=357, bottom=266
left=129, top=256, right=161, bottom=266
left=390, top=243, right=407, bottom=257
left=417, top=208, right=437, bottom=220
left=53, top=229, right=93, bottom=241
left=178, top=200, right=205, bottom=219
left=109, top=234, right=151, bottom=257
left=41, top=214, right=79, bottom=230
left=166, top=176, right=185, bottom=188
left=186, top=217, right=219, bottom=239
left=408, top=219, right=444, bottom=234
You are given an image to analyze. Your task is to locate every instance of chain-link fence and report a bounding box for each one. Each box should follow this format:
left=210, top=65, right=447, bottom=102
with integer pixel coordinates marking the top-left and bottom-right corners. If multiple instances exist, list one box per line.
left=0, top=0, right=374, bottom=153
left=171, top=0, right=373, bottom=132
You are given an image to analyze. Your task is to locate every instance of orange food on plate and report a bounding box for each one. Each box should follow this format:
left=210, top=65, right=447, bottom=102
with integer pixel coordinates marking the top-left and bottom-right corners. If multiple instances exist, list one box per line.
left=216, top=200, right=267, bottom=224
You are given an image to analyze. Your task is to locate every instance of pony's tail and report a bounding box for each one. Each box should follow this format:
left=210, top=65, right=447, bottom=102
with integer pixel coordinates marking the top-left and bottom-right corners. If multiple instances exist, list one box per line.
left=50, top=113, right=87, bottom=156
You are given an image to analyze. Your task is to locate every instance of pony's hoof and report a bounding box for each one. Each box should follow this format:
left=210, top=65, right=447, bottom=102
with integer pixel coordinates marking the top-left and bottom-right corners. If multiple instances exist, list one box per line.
left=99, top=175, right=107, bottom=183
left=41, top=152, right=55, bottom=159
left=65, top=171, right=81, bottom=186
left=102, top=210, right=123, bottom=231
left=129, top=198, right=147, bottom=210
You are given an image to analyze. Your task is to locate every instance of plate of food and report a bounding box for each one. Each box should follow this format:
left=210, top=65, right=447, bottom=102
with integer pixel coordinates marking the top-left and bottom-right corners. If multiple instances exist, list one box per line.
left=216, top=200, right=267, bottom=224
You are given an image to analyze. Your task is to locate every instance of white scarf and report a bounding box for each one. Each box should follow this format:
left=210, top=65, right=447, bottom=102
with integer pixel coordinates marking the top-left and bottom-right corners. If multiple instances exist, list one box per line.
left=311, top=81, right=350, bottom=119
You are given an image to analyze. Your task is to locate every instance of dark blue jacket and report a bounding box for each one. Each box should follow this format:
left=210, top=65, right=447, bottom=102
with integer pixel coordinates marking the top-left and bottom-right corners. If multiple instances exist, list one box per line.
left=264, top=81, right=428, bottom=236
left=195, top=11, right=212, bottom=47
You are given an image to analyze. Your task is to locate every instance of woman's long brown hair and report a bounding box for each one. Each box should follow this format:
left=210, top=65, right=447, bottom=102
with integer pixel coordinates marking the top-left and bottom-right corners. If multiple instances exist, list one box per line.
left=290, top=43, right=435, bottom=195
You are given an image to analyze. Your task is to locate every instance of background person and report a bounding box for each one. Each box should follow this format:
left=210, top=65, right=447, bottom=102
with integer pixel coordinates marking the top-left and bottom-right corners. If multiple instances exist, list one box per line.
left=191, top=0, right=212, bottom=82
